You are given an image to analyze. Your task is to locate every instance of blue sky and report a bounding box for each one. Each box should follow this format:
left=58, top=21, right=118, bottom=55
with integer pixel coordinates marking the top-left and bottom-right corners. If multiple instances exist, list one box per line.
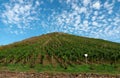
left=0, top=0, right=120, bottom=45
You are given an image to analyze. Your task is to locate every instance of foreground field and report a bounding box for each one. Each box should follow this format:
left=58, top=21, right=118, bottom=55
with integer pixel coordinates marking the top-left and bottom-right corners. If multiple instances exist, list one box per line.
left=0, top=71, right=120, bottom=78
left=0, top=64, right=120, bottom=75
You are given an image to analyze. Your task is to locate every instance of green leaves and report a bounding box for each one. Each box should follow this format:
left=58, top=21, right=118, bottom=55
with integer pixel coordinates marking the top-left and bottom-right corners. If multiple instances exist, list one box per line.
left=0, top=32, right=120, bottom=68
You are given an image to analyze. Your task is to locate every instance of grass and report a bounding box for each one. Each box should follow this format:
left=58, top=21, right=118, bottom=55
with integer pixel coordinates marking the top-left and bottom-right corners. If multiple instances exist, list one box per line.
left=0, top=64, right=119, bottom=74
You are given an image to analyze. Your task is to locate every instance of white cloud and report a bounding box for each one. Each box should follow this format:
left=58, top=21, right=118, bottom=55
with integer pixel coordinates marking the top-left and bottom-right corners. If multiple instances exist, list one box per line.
left=104, top=1, right=114, bottom=9
left=108, top=9, right=113, bottom=14
left=94, top=11, right=98, bottom=16
left=66, top=0, right=71, bottom=4
left=1, top=0, right=41, bottom=34
left=118, top=0, right=120, bottom=2
left=92, top=1, right=101, bottom=10
left=92, top=16, right=96, bottom=21
left=107, top=18, right=112, bottom=22
left=18, top=0, right=24, bottom=3
left=83, top=20, right=89, bottom=27
left=79, top=7, right=87, bottom=14
left=0, top=0, right=120, bottom=43
left=92, top=21, right=98, bottom=26
left=83, top=20, right=88, bottom=24
left=104, top=0, right=115, bottom=14
left=49, top=0, right=120, bottom=41
left=83, top=0, right=90, bottom=6
left=98, top=15, right=105, bottom=20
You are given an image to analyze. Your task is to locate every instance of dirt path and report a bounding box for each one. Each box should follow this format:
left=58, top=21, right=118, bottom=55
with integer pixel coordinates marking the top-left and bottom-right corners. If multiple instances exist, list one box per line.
left=0, top=71, right=119, bottom=78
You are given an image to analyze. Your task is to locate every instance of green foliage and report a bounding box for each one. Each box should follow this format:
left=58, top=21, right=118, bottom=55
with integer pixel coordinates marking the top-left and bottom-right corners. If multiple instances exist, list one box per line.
left=0, top=64, right=119, bottom=74
left=0, top=32, right=120, bottom=72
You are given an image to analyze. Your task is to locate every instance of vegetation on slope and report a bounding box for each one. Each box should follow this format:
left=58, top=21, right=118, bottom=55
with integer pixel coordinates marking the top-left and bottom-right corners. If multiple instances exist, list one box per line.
left=0, top=32, right=120, bottom=73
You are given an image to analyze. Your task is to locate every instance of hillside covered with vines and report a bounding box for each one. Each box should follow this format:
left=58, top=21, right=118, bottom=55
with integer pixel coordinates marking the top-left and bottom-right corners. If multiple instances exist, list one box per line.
left=0, top=32, right=120, bottom=69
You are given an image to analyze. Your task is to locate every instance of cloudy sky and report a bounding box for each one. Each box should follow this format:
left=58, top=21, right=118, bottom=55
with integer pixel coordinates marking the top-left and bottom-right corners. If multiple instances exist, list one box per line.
left=0, top=0, right=120, bottom=45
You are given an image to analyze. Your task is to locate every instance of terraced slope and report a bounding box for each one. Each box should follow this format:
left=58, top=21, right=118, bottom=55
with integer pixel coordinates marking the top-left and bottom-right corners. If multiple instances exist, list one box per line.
left=0, top=32, right=120, bottom=69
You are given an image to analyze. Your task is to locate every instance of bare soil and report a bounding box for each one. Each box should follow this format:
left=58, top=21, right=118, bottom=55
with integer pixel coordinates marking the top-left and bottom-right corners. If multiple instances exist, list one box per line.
left=0, top=71, right=119, bottom=78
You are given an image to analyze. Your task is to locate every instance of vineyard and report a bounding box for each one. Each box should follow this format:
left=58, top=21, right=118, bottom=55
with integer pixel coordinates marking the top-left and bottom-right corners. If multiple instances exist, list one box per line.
left=0, top=32, right=120, bottom=73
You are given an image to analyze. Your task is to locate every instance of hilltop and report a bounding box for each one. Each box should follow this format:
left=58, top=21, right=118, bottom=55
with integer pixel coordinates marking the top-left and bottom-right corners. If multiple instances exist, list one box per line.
left=0, top=32, right=120, bottom=74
